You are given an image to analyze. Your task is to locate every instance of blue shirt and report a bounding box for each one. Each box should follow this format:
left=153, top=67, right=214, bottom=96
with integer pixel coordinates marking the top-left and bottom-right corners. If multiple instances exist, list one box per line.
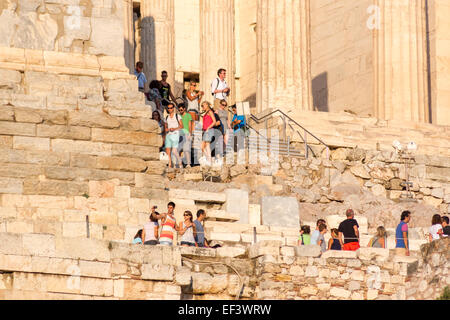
left=310, top=230, right=320, bottom=245
left=133, top=237, right=142, bottom=244
left=194, top=220, right=205, bottom=246
left=395, top=221, right=408, bottom=248
left=134, top=71, right=147, bottom=89
left=232, top=114, right=246, bottom=132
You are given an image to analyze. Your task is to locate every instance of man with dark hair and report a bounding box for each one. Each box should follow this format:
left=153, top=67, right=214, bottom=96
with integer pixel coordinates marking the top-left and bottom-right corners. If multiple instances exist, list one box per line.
left=395, top=210, right=411, bottom=256
left=193, top=209, right=209, bottom=247
left=159, top=70, right=176, bottom=107
left=159, top=202, right=179, bottom=246
left=211, top=68, right=230, bottom=110
left=441, top=216, right=449, bottom=237
left=164, top=102, right=183, bottom=168
left=310, top=219, right=326, bottom=245
left=135, top=61, right=147, bottom=92
left=338, top=209, right=360, bottom=251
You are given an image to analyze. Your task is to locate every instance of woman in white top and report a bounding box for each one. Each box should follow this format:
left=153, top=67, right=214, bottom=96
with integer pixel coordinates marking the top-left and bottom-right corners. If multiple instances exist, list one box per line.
left=178, top=211, right=197, bottom=247
left=429, top=214, right=443, bottom=241
left=164, top=102, right=183, bottom=168
left=186, top=81, right=203, bottom=121
left=141, top=213, right=159, bottom=245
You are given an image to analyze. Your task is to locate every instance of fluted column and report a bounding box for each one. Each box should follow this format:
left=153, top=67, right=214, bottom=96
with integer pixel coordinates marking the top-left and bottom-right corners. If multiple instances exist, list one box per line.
left=123, top=0, right=135, bottom=74
left=256, top=0, right=312, bottom=113
left=141, top=0, right=175, bottom=82
left=374, top=0, right=429, bottom=122
left=200, top=0, right=236, bottom=104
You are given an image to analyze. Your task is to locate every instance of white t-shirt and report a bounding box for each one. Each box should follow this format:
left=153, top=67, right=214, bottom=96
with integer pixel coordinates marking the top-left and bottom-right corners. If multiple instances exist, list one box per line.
left=211, top=77, right=229, bottom=100
left=429, top=224, right=443, bottom=240
left=166, top=113, right=181, bottom=135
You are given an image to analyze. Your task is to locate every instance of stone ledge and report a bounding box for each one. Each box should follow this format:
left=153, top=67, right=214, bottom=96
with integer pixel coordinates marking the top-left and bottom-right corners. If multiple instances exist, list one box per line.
left=294, top=245, right=322, bottom=257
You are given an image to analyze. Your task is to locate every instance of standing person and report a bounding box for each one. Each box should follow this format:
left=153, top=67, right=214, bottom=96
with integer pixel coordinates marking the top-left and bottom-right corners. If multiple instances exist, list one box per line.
left=429, top=214, right=443, bottom=241
left=134, top=61, right=147, bottom=93
left=159, top=70, right=177, bottom=107
left=133, top=229, right=143, bottom=244
left=338, top=209, right=360, bottom=251
left=441, top=216, right=450, bottom=237
left=152, top=110, right=165, bottom=152
left=178, top=211, right=197, bottom=247
left=310, top=219, right=326, bottom=245
left=186, top=81, right=203, bottom=121
left=230, top=105, right=246, bottom=154
left=317, top=224, right=328, bottom=252
left=395, top=210, right=411, bottom=256
left=147, top=80, right=163, bottom=112
left=178, top=103, right=194, bottom=168
left=159, top=202, right=179, bottom=246
left=194, top=209, right=209, bottom=248
left=164, top=103, right=183, bottom=168
left=298, top=225, right=311, bottom=246
left=200, top=101, right=216, bottom=166
left=211, top=107, right=224, bottom=166
left=328, top=228, right=342, bottom=250
left=368, top=226, right=387, bottom=248
left=218, top=99, right=231, bottom=151
left=141, top=212, right=159, bottom=245
left=211, top=68, right=230, bottom=111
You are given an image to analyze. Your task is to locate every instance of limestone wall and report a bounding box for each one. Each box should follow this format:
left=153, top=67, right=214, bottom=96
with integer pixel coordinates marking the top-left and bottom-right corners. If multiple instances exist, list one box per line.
left=310, top=0, right=374, bottom=116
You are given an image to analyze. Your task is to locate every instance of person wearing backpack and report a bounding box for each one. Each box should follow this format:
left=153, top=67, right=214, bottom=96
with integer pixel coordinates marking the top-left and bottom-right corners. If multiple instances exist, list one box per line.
left=211, top=107, right=225, bottom=166
left=164, top=103, right=183, bottom=168
left=368, top=226, right=387, bottom=248
left=211, top=68, right=230, bottom=111
left=200, top=101, right=217, bottom=166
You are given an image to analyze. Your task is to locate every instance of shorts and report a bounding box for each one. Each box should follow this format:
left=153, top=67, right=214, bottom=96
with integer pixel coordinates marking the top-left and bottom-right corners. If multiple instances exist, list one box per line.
left=144, top=240, right=158, bottom=245
left=180, top=241, right=196, bottom=247
left=165, top=133, right=179, bottom=148
left=159, top=241, right=173, bottom=246
left=343, top=242, right=360, bottom=251
left=202, top=129, right=214, bottom=142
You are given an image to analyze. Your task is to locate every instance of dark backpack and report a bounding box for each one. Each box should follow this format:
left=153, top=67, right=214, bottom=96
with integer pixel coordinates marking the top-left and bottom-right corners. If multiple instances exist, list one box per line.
left=213, top=112, right=224, bottom=135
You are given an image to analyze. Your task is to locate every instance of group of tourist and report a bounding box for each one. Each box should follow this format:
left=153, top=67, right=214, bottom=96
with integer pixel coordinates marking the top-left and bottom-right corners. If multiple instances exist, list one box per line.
left=135, top=62, right=247, bottom=168
left=133, top=202, right=214, bottom=248
left=298, top=209, right=449, bottom=256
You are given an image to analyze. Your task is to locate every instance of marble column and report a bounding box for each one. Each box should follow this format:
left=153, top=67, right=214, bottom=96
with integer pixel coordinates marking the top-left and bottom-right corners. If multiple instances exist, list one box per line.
left=140, top=0, right=175, bottom=83
left=200, top=0, right=236, bottom=105
left=374, top=0, right=429, bottom=123
left=256, top=0, right=313, bottom=114
left=123, top=0, right=135, bottom=74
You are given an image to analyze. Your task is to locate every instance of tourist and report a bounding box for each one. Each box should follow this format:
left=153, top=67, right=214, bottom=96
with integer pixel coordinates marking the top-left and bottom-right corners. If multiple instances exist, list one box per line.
left=395, top=210, right=411, bottom=256
left=152, top=110, right=165, bottom=151
left=368, top=226, right=387, bottom=248
left=310, top=219, right=326, bottom=245
left=134, top=61, right=147, bottom=93
left=429, top=214, right=443, bottom=241
left=338, top=209, right=360, bottom=251
left=164, top=102, right=183, bottom=168
left=186, top=81, right=203, bottom=121
left=211, top=106, right=224, bottom=166
left=441, top=216, right=450, bottom=237
left=298, top=225, right=311, bottom=246
left=159, top=70, right=177, bottom=107
left=178, top=210, right=197, bottom=247
left=194, top=209, right=209, bottom=248
left=328, top=228, right=342, bottom=250
left=178, top=103, right=193, bottom=168
left=230, top=105, right=246, bottom=153
left=159, top=202, right=179, bottom=246
left=147, top=80, right=163, bottom=112
left=133, top=229, right=143, bottom=244
left=316, top=224, right=327, bottom=252
left=141, top=212, right=159, bottom=245
left=218, top=99, right=231, bottom=151
left=200, top=101, right=216, bottom=166
left=211, top=68, right=230, bottom=110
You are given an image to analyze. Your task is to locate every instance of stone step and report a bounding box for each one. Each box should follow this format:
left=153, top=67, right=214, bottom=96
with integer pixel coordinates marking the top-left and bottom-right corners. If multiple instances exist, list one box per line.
left=168, top=189, right=227, bottom=203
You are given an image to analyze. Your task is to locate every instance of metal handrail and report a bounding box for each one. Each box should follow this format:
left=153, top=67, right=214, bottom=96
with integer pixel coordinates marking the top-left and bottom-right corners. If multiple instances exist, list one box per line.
left=248, top=108, right=330, bottom=159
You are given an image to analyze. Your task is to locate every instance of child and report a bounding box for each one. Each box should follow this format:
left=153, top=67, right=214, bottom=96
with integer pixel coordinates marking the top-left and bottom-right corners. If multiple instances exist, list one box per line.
left=317, top=224, right=328, bottom=252
left=298, top=225, right=311, bottom=246
left=328, top=228, right=342, bottom=250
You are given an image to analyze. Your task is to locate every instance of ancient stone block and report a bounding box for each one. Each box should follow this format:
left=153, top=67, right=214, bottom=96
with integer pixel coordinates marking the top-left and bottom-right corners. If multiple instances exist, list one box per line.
left=0, top=121, right=35, bottom=136
left=330, top=287, right=351, bottom=299
left=168, top=189, right=226, bottom=203
left=51, top=139, right=112, bottom=157
left=80, top=278, right=114, bottom=297
left=14, top=109, right=43, bottom=123
left=91, top=128, right=160, bottom=147
left=55, top=238, right=111, bottom=262
left=0, top=177, right=23, bottom=194
left=141, top=264, right=174, bottom=281
left=294, top=245, right=322, bottom=257
left=37, top=124, right=91, bottom=140
left=96, top=156, right=148, bottom=172
left=261, top=196, right=299, bottom=228
left=22, top=234, right=55, bottom=257
left=68, top=111, right=120, bottom=129
left=216, top=247, right=247, bottom=258
left=225, top=189, right=249, bottom=224
left=248, top=204, right=261, bottom=225
left=23, top=179, right=88, bottom=197
left=111, top=143, right=159, bottom=161
left=0, top=233, right=23, bottom=255
left=321, top=250, right=358, bottom=259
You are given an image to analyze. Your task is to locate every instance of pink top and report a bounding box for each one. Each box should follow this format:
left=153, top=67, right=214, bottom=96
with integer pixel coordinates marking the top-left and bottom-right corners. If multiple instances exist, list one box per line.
left=203, top=112, right=213, bottom=131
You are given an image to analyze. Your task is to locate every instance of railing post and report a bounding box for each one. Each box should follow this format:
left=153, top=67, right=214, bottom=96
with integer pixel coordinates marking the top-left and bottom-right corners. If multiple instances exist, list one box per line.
left=304, top=129, right=308, bottom=159
left=287, top=136, right=290, bottom=156
left=282, top=116, right=287, bottom=142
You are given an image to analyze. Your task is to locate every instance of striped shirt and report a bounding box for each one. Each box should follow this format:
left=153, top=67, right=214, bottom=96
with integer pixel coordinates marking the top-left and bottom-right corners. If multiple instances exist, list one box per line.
left=159, top=214, right=176, bottom=244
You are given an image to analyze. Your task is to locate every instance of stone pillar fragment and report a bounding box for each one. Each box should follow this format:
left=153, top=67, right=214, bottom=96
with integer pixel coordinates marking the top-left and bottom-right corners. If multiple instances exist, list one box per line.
left=256, top=0, right=313, bottom=113
left=200, top=0, right=236, bottom=104
left=123, top=0, right=135, bottom=74
left=374, top=0, right=429, bottom=122
left=141, top=0, right=175, bottom=82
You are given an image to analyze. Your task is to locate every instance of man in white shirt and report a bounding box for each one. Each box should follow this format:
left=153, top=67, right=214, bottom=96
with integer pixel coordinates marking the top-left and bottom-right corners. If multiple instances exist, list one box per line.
left=211, top=68, right=230, bottom=110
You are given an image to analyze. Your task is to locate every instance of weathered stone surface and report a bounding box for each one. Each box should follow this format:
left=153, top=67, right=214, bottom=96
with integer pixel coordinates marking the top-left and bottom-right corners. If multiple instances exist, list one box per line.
left=261, top=196, right=299, bottom=228
left=37, top=124, right=91, bottom=140
left=357, top=248, right=390, bottom=261
left=0, top=121, right=36, bottom=136
left=13, top=136, right=50, bottom=151
left=14, top=109, right=43, bottom=123
left=225, top=189, right=249, bottom=224
left=350, top=164, right=371, bottom=179
left=321, top=250, right=357, bottom=259
left=23, top=179, right=88, bottom=196
left=51, top=139, right=112, bottom=157
left=91, top=128, right=160, bottom=147
left=96, top=156, right=147, bottom=172
left=168, top=189, right=226, bottom=203
left=22, top=234, right=55, bottom=257
left=68, top=112, right=120, bottom=129
left=294, top=245, right=321, bottom=257
left=329, top=183, right=362, bottom=201
left=141, top=264, right=174, bottom=281
left=111, top=143, right=159, bottom=161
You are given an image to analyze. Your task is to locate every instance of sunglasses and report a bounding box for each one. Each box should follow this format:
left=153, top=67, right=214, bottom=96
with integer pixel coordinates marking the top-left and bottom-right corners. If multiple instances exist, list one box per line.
left=183, top=214, right=192, bottom=217
left=221, top=104, right=227, bottom=106
left=168, top=107, right=174, bottom=109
